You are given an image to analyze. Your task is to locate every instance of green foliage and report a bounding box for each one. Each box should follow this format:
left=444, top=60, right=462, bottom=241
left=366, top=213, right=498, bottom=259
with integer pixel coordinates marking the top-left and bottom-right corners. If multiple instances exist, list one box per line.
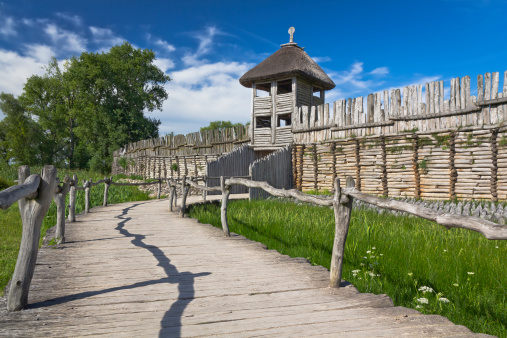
left=1, top=42, right=170, bottom=173
left=0, top=177, right=11, bottom=190
left=200, top=121, right=245, bottom=132
left=188, top=200, right=506, bottom=337
left=117, top=157, right=128, bottom=170
left=171, top=163, right=178, bottom=172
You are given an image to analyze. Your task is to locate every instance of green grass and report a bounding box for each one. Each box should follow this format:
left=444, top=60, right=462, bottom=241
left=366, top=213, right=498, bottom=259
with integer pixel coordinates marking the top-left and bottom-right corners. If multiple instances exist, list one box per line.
left=0, top=166, right=152, bottom=296
left=187, top=199, right=507, bottom=337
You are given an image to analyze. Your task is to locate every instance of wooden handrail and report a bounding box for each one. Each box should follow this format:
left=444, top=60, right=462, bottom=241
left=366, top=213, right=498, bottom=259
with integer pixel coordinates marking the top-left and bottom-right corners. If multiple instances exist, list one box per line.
left=0, top=174, right=40, bottom=210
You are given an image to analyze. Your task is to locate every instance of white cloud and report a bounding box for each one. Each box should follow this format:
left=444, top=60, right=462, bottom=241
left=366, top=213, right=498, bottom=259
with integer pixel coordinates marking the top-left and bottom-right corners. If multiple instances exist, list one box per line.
left=55, top=13, right=82, bottom=26
left=182, top=26, right=223, bottom=66
left=155, top=38, right=176, bottom=52
left=0, top=49, right=48, bottom=96
left=154, top=61, right=252, bottom=134
left=89, top=26, right=124, bottom=50
left=370, top=67, right=389, bottom=75
left=0, top=16, right=16, bottom=37
left=24, top=44, right=55, bottom=63
left=45, top=23, right=86, bottom=53
left=312, top=56, right=331, bottom=63
left=153, top=58, right=175, bottom=72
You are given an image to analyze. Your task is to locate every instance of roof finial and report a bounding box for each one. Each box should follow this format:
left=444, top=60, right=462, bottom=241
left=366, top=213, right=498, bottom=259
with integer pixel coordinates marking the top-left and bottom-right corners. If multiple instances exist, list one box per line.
left=288, top=27, right=295, bottom=43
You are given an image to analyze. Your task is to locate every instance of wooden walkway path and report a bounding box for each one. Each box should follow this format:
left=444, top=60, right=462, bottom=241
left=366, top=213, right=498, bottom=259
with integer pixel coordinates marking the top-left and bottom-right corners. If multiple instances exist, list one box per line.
left=0, top=196, right=488, bottom=337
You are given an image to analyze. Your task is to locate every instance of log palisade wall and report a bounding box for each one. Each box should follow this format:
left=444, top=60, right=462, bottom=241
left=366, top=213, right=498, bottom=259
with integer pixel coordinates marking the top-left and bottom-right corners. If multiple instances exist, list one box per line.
left=112, top=125, right=251, bottom=179
left=250, top=145, right=293, bottom=199
left=293, top=126, right=507, bottom=201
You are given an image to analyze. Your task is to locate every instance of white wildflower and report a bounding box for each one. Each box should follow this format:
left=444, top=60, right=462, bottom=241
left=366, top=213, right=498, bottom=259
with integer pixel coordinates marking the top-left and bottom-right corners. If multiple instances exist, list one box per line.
left=416, top=305, right=423, bottom=309
left=467, top=272, right=474, bottom=275
left=438, top=297, right=450, bottom=303
left=372, top=247, right=376, bottom=250
left=453, top=283, right=459, bottom=287
left=368, top=272, right=376, bottom=277
left=366, top=250, right=371, bottom=254
left=408, top=272, right=413, bottom=277
left=352, top=270, right=361, bottom=274
left=417, top=298, right=429, bottom=304
left=418, top=286, right=434, bottom=294
left=360, top=263, right=365, bottom=266
left=380, top=254, right=383, bottom=256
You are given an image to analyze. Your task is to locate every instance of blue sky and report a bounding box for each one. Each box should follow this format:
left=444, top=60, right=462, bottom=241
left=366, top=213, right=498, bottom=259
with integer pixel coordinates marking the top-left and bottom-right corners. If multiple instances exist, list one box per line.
left=1, top=0, right=506, bottom=135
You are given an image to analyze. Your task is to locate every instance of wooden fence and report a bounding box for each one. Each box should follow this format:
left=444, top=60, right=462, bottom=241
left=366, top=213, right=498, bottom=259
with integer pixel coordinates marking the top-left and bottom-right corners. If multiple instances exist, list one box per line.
left=0, top=166, right=164, bottom=312
left=206, top=144, right=255, bottom=195
left=170, top=175, right=507, bottom=290
left=293, top=125, right=507, bottom=201
left=292, top=70, right=507, bottom=142
left=250, top=145, right=293, bottom=199
left=112, top=125, right=251, bottom=176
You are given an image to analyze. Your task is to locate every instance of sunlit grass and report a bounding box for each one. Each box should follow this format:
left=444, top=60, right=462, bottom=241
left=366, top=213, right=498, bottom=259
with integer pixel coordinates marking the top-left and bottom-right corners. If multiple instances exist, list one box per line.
left=188, top=199, right=507, bottom=337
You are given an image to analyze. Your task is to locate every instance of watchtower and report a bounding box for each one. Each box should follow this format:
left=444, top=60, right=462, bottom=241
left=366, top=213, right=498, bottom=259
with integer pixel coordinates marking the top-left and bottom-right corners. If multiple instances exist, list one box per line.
left=239, top=27, right=335, bottom=154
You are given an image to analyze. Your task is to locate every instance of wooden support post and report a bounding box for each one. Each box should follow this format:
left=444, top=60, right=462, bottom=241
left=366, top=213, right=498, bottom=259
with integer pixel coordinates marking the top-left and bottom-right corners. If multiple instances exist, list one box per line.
left=103, top=177, right=111, bottom=207
left=54, top=175, right=70, bottom=244
left=84, top=178, right=91, bottom=214
left=68, top=174, right=77, bottom=222
left=202, top=175, right=207, bottom=201
left=220, top=176, right=231, bottom=237
left=7, top=165, right=57, bottom=311
left=157, top=179, right=161, bottom=199
left=168, top=181, right=174, bottom=211
left=329, top=177, right=354, bottom=288
left=179, top=175, right=187, bottom=218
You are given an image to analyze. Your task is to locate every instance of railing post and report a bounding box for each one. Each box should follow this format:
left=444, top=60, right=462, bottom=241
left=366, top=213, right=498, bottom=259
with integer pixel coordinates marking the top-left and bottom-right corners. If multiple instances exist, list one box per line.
left=202, top=175, right=207, bottom=201
left=84, top=178, right=91, bottom=214
left=54, top=175, right=70, bottom=244
left=7, top=165, right=57, bottom=311
left=168, top=180, right=174, bottom=211
left=179, top=175, right=188, bottom=218
left=329, top=176, right=354, bottom=288
left=103, top=177, right=111, bottom=207
left=68, top=174, right=77, bottom=222
left=220, top=176, right=231, bottom=237
left=157, top=179, right=161, bottom=199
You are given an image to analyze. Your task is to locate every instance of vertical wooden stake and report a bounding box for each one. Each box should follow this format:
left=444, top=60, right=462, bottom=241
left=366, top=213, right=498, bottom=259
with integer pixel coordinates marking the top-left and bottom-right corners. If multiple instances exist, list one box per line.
left=84, top=178, right=91, bottom=214
left=202, top=175, right=207, bottom=201
left=68, top=174, right=77, bottom=222
left=329, top=177, right=354, bottom=288
left=103, top=177, right=111, bottom=207
left=8, top=165, right=57, bottom=311
left=168, top=180, right=174, bottom=211
left=179, top=175, right=187, bottom=218
left=220, top=176, right=231, bottom=237
left=157, top=179, right=161, bottom=199
left=54, top=175, right=70, bottom=244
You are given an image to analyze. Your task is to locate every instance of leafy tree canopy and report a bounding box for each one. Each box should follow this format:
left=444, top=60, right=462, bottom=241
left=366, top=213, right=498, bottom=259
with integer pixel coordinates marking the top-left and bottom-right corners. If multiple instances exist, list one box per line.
left=0, top=42, right=170, bottom=173
left=200, top=121, right=245, bottom=132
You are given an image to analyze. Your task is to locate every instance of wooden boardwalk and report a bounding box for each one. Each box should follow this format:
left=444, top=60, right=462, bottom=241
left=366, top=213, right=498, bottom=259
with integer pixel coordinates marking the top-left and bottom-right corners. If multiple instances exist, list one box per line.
left=0, top=196, right=488, bottom=337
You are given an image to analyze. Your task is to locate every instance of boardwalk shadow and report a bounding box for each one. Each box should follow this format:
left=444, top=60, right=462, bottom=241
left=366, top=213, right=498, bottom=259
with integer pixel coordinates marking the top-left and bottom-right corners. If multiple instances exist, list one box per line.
left=29, top=202, right=211, bottom=338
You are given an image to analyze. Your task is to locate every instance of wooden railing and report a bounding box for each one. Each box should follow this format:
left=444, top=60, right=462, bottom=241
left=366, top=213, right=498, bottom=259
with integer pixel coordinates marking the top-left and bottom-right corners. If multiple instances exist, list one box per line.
left=171, top=175, right=507, bottom=289
left=0, top=165, right=163, bottom=312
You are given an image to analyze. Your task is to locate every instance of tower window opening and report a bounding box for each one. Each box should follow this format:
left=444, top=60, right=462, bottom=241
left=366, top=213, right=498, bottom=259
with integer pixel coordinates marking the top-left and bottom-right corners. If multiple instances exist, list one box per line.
left=277, top=114, right=292, bottom=127
left=277, top=80, right=292, bottom=94
left=256, top=83, right=271, bottom=97
left=255, top=116, right=271, bottom=128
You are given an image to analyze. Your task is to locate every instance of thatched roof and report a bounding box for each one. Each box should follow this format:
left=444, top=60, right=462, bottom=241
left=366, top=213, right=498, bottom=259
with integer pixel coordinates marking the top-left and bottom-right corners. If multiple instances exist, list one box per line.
left=239, top=43, right=335, bottom=90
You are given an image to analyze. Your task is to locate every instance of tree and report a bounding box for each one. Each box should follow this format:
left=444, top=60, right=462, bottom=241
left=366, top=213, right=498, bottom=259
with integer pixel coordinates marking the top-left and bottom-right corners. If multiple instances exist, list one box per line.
left=0, top=93, right=45, bottom=165
left=200, top=121, right=245, bottom=132
left=66, top=42, right=169, bottom=172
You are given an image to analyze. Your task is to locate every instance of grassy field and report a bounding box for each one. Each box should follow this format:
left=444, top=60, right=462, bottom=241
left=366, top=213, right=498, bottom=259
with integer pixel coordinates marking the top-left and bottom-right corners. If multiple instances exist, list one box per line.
left=188, top=198, right=507, bottom=337
left=0, top=166, right=152, bottom=296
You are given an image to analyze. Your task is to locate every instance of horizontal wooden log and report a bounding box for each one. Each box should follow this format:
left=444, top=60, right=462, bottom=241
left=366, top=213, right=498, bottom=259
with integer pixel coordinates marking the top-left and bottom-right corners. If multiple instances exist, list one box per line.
left=226, top=178, right=333, bottom=206
left=110, top=181, right=160, bottom=187
left=389, top=107, right=481, bottom=120
left=330, top=120, right=394, bottom=131
left=343, top=188, right=507, bottom=240
left=0, top=174, right=40, bottom=210
left=476, top=96, right=507, bottom=106
left=186, top=180, right=221, bottom=192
